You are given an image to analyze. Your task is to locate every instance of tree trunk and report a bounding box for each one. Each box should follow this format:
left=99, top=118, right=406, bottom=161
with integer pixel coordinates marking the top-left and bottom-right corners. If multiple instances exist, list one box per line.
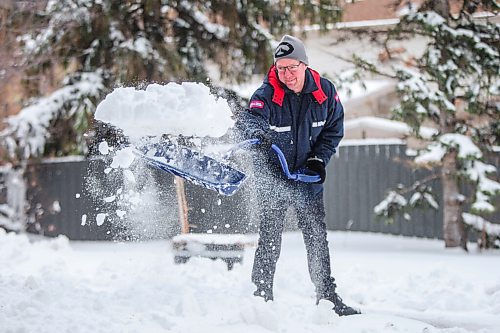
left=422, top=0, right=451, bottom=19
left=441, top=149, right=467, bottom=250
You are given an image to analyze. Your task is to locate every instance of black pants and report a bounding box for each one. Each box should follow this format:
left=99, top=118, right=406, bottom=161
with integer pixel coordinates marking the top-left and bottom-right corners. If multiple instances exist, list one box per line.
left=251, top=179, right=337, bottom=300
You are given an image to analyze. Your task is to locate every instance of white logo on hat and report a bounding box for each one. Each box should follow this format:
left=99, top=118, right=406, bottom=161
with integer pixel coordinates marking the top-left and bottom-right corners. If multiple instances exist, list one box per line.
left=275, top=42, right=294, bottom=58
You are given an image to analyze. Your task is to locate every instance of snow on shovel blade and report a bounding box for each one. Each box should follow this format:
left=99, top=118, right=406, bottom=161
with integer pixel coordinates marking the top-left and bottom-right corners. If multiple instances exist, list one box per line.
left=133, top=142, right=247, bottom=196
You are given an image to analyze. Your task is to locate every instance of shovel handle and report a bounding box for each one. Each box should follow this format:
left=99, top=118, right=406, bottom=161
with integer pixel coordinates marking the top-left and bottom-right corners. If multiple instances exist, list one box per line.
left=222, top=139, right=260, bottom=159
left=270, top=144, right=321, bottom=183
left=227, top=139, right=321, bottom=183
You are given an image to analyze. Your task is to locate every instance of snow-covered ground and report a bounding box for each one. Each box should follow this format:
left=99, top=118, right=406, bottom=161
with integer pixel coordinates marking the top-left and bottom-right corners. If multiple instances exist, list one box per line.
left=1, top=229, right=499, bottom=333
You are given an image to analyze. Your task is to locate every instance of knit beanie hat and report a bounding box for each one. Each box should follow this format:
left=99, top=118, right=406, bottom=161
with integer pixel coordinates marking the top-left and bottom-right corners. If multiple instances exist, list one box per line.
left=274, top=35, right=309, bottom=65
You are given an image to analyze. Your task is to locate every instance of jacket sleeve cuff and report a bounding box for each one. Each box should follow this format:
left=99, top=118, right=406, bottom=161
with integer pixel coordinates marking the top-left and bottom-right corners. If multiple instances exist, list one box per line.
left=307, top=156, right=324, bottom=164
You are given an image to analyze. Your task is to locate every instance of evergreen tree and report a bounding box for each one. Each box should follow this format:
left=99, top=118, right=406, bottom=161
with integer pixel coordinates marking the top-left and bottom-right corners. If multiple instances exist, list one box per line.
left=1, top=0, right=342, bottom=161
left=356, top=0, right=499, bottom=249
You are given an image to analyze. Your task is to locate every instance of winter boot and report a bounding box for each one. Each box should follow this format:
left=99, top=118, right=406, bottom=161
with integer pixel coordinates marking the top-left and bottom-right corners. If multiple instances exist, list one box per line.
left=253, top=288, right=274, bottom=302
left=318, top=292, right=360, bottom=316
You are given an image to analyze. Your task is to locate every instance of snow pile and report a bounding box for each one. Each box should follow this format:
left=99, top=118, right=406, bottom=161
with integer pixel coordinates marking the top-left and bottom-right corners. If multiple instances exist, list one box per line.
left=95, top=82, right=234, bottom=139
left=1, top=229, right=499, bottom=333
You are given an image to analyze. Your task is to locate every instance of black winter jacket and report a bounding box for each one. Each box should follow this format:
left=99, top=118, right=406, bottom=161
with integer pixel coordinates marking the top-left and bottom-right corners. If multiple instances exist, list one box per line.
left=236, top=65, right=344, bottom=192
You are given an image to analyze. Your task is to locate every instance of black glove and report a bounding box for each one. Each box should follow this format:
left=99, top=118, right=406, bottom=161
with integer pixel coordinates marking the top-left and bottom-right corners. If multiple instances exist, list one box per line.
left=253, top=130, right=273, bottom=150
left=306, top=157, right=326, bottom=184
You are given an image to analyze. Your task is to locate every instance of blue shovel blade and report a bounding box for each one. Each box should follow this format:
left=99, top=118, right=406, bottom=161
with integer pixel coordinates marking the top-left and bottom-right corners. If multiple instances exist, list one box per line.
left=134, top=142, right=247, bottom=196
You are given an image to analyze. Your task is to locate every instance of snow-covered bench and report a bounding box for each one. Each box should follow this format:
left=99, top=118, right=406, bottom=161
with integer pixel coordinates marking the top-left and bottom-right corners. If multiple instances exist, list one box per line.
left=172, top=233, right=255, bottom=270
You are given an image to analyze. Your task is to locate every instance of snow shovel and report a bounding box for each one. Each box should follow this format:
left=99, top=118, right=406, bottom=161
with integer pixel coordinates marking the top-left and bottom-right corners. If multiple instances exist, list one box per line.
left=133, top=138, right=320, bottom=196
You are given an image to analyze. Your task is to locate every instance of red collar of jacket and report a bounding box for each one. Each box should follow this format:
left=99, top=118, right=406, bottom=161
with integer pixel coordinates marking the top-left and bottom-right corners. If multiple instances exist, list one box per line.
left=267, top=65, right=328, bottom=107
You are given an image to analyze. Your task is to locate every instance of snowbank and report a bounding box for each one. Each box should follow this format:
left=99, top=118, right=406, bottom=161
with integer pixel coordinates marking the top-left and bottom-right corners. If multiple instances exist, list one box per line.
left=1, top=229, right=499, bottom=333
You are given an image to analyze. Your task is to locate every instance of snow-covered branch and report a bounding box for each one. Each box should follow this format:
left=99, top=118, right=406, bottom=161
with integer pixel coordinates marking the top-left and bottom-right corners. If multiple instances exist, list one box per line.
left=178, top=1, right=230, bottom=41
left=21, top=0, right=94, bottom=56
left=415, top=134, right=482, bottom=164
left=374, top=178, right=440, bottom=223
left=463, top=212, right=500, bottom=249
left=374, top=190, right=409, bottom=221
left=414, top=134, right=500, bottom=213
left=1, top=72, right=105, bottom=160
left=466, top=161, right=500, bottom=213
left=463, top=213, right=500, bottom=237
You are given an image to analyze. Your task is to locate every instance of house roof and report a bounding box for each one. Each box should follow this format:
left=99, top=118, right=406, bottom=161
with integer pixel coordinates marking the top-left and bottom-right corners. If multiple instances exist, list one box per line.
left=341, top=0, right=406, bottom=22
left=341, top=0, right=465, bottom=23
left=344, top=116, right=438, bottom=139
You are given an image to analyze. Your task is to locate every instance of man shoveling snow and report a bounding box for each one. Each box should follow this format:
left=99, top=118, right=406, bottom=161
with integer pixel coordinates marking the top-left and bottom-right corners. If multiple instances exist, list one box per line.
left=235, top=35, right=360, bottom=316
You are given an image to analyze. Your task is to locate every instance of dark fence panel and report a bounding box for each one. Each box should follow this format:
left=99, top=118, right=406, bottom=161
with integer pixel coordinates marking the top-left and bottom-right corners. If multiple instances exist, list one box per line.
left=325, top=144, right=499, bottom=240
left=185, top=181, right=254, bottom=234
left=325, top=144, right=444, bottom=238
left=21, top=156, right=254, bottom=240
left=25, top=158, right=121, bottom=240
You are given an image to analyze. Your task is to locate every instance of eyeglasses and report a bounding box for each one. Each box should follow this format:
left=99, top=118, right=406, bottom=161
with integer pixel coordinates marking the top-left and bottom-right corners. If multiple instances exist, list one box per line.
left=276, top=62, right=302, bottom=74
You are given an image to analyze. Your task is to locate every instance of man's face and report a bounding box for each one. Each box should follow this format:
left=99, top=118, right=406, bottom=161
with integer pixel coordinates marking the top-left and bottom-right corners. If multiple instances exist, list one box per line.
left=275, top=58, right=307, bottom=93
